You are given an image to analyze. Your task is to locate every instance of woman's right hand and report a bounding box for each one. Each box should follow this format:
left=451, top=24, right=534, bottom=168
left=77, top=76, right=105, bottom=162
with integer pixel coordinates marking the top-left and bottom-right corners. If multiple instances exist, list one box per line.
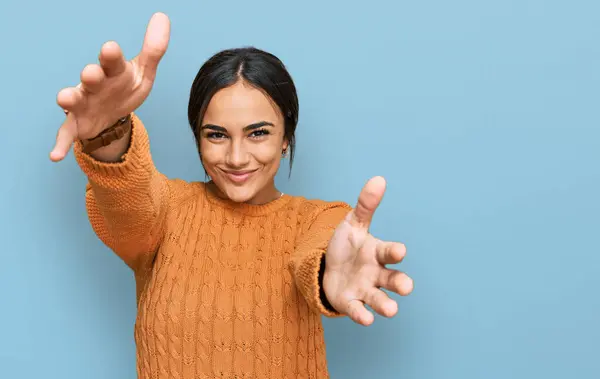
left=50, top=12, right=171, bottom=162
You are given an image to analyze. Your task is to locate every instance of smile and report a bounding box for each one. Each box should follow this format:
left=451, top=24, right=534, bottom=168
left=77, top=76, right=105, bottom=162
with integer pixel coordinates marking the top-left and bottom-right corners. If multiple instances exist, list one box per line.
left=221, top=169, right=258, bottom=184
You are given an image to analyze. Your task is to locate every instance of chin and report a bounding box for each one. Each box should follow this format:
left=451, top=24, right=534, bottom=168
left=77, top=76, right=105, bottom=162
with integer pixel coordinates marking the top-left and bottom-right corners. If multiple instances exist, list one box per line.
left=218, top=182, right=257, bottom=203
left=226, top=189, right=254, bottom=203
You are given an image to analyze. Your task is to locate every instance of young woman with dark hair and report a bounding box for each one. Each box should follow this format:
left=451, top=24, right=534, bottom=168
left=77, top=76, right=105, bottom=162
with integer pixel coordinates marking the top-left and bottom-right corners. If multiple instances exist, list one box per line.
left=51, top=12, right=413, bottom=379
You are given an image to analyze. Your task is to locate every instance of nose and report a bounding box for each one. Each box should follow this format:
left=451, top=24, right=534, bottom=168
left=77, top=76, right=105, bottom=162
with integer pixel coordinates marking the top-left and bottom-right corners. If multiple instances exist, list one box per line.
left=225, top=140, right=250, bottom=168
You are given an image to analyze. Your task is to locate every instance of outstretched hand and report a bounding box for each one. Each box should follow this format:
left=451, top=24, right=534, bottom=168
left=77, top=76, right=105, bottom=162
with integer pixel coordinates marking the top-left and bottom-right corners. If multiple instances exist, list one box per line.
left=50, top=12, right=171, bottom=162
left=323, top=176, right=414, bottom=326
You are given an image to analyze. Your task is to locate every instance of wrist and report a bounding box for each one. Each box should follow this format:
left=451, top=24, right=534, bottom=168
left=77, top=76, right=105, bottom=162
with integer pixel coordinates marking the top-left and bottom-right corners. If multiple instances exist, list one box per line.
left=319, top=256, right=339, bottom=313
left=85, top=114, right=130, bottom=139
left=80, top=114, right=132, bottom=154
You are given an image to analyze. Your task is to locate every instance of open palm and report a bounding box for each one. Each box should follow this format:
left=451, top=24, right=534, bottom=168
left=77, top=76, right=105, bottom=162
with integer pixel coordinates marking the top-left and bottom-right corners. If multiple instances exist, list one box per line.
left=50, top=12, right=171, bottom=162
left=323, top=176, right=414, bottom=326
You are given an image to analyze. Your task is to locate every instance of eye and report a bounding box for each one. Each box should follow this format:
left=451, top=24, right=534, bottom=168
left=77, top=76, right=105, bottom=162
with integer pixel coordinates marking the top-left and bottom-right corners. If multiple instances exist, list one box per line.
left=249, top=129, right=270, bottom=138
left=207, top=132, right=227, bottom=140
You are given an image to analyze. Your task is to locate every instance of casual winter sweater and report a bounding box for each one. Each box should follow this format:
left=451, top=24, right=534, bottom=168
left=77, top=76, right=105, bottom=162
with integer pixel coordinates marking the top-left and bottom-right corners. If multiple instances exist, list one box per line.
left=74, top=114, right=352, bottom=379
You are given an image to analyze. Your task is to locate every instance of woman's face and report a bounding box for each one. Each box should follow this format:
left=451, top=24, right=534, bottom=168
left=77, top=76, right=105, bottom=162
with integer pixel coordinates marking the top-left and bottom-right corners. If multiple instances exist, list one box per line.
left=199, top=80, right=288, bottom=204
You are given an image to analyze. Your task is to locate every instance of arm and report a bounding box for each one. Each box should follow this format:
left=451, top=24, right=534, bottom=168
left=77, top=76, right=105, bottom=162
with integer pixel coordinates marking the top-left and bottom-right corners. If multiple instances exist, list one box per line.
left=50, top=13, right=173, bottom=271
left=74, top=113, right=169, bottom=270
left=289, top=201, right=352, bottom=317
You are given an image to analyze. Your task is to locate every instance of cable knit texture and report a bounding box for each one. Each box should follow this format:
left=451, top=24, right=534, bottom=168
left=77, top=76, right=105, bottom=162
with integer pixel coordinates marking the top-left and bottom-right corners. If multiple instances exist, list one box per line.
left=74, top=114, right=352, bottom=379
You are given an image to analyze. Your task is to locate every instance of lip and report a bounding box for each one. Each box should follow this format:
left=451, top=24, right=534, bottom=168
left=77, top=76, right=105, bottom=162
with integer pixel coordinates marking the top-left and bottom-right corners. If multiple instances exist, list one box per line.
left=221, top=169, right=258, bottom=184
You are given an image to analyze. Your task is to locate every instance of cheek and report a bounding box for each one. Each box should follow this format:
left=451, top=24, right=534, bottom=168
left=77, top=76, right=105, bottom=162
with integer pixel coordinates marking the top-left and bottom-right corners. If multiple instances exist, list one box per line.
left=251, top=143, right=281, bottom=166
left=199, top=141, right=221, bottom=169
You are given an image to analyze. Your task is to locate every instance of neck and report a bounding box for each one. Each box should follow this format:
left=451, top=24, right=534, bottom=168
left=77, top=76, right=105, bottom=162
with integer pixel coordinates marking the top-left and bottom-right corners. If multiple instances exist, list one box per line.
left=207, top=180, right=282, bottom=205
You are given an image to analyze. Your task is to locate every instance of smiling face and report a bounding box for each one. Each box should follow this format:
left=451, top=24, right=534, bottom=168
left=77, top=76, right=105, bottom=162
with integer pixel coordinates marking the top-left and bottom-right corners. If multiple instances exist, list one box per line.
left=199, top=80, right=289, bottom=204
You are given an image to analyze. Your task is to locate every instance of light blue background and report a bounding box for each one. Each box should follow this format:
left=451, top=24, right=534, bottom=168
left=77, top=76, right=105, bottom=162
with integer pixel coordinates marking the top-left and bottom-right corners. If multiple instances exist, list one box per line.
left=1, top=1, right=598, bottom=378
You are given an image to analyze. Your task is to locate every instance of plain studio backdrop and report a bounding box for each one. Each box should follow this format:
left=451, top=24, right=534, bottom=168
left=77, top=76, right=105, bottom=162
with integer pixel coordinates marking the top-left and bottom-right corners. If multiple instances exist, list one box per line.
left=1, top=1, right=599, bottom=378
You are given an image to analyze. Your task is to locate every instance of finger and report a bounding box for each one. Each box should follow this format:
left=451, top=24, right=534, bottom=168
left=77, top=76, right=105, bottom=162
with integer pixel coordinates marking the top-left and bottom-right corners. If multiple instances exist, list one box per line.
left=346, top=299, right=374, bottom=326
left=375, top=240, right=407, bottom=265
left=99, top=41, right=127, bottom=77
left=347, top=176, right=386, bottom=230
left=377, top=269, right=414, bottom=296
left=137, top=12, right=170, bottom=81
left=80, top=63, right=106, bottom=93
left=364, top=288, right=398, bottom=318
left=56, top=86, right=85, bottom=113
left=50, top=116, right=78, bottom=162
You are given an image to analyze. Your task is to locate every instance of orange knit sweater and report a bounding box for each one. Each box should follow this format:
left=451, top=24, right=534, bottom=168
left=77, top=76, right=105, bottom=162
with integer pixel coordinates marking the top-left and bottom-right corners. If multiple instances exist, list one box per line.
left=74, top=114, right=352, bottom=379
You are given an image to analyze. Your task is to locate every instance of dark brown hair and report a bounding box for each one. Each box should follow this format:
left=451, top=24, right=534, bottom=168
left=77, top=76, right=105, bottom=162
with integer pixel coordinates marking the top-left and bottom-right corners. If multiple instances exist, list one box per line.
left=187, top=47, right=299, bottom=172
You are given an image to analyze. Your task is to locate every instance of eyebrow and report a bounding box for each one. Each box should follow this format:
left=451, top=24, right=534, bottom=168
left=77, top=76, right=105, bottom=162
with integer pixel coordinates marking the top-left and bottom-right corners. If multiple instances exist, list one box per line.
left=200, top=121, right=274, bottom=132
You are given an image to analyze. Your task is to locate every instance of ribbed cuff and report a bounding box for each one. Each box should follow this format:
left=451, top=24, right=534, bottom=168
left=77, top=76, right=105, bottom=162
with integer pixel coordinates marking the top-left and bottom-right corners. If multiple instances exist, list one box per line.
left=74, top=113, right=152, bottom=185
left=318, top=253, right=338, bottom=314
left=292, top=249, right=342, bottom=318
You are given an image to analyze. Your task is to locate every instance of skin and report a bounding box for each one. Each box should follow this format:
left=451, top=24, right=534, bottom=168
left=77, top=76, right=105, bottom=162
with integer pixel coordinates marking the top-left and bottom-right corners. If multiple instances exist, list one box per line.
left=199, top=81, right=288, bottom=205
left=50, top=12, right=414, bottom=326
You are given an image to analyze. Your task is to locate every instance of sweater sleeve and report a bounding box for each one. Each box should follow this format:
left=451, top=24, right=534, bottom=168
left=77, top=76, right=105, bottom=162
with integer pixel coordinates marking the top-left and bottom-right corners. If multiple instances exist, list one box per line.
left=289, top=200, right=353, bottom=317
left=74, top=113, right=169, bottom=271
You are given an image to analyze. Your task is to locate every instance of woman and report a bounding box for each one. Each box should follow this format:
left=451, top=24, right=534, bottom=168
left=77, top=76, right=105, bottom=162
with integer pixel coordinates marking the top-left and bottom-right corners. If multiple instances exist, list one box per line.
left=50, top=12, right=413, bottom=379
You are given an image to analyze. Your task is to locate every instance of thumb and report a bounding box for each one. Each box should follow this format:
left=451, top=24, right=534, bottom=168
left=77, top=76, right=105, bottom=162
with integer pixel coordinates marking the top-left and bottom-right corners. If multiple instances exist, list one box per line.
left=50, top=115, right=78, bottom=162
left=348, top=176, right=386, bottom=229
left=137, top=12, right=171, bottom=81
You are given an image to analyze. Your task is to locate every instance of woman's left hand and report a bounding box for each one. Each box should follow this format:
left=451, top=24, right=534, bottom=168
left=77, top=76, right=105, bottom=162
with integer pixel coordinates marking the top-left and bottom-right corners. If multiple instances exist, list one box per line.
left=323, top=176, right=414, bottom=326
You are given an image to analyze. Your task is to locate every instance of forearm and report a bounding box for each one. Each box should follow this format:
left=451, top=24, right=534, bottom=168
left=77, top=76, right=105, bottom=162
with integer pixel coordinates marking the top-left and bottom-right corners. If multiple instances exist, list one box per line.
left=75, top=113, right=169, bottom=268
left=290, top=248, right=342, bottom=317
left=290, top=201, right=352, bottom=316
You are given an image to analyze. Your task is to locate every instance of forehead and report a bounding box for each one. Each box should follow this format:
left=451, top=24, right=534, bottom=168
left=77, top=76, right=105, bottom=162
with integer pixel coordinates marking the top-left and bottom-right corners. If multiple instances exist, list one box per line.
left=203, top=81, right=283, bottom=127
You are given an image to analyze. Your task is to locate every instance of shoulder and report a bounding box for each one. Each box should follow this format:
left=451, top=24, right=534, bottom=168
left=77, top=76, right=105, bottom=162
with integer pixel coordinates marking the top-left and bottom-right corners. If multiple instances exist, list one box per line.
left=164, top=178, right=205, bottom=210
left=288, top=195, right=353, bottom=229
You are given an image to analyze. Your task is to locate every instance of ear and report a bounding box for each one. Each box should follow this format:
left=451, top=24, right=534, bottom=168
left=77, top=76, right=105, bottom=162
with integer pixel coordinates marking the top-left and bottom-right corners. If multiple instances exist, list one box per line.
left=282, top=138, right=289, bottom=152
